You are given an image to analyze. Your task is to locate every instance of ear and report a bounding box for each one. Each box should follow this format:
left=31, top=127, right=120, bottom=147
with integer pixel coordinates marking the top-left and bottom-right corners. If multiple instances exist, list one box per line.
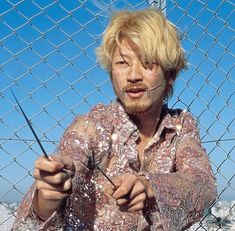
left=165, top=73, right=173, bottom=87
left=168, top=78, right=174, bottom=86
left=164, top=74, right=174, bottom=98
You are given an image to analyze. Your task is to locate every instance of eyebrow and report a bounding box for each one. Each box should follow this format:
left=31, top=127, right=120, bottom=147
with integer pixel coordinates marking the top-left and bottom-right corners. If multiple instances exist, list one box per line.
left=113, top=51, right=129, bottom=58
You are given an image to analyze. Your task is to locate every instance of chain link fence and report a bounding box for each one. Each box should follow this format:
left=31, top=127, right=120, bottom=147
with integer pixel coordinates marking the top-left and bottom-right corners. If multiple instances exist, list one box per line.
left=0, top=0, right=234, bottom=230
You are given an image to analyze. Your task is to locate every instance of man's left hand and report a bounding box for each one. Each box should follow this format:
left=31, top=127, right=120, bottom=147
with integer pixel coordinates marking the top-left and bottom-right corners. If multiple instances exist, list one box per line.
left=111, top=173, right=154, bottom=213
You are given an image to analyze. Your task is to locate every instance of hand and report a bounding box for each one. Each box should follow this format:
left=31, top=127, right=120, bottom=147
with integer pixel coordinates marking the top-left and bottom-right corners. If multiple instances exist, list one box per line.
left=33, top=155, right=75, bottom=220
left=111, top=173, right=154, bottom=213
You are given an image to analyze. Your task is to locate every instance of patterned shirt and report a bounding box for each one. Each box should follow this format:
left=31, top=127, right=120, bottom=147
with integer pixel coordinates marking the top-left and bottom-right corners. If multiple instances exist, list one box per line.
left=12, top=100, right=217, bottom=231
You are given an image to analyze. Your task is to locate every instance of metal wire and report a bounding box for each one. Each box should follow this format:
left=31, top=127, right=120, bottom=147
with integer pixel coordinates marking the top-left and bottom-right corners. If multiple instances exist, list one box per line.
left=0, top=0, right=234, bottom=230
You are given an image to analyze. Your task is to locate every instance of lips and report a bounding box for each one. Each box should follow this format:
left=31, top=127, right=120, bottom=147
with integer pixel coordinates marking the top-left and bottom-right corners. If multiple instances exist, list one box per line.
left=126, top=88, right=146, bottom=93
left=125, top=88, right=146, bottom=98
left=122, top=83, right=148, bottom=98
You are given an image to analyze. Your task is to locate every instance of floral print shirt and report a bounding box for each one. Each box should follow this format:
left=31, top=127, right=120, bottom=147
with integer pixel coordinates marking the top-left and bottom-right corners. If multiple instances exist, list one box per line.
left=12, top=100, right=217, bottom=231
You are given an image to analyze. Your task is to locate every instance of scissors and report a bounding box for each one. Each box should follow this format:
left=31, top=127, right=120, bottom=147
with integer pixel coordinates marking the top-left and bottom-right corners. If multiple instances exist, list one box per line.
left=11, top=89, right=116, bottom=187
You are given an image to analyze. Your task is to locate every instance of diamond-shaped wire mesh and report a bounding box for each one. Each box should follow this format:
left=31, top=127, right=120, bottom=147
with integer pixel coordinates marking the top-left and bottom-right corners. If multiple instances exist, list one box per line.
left=0, top=0, right=234, bottom=230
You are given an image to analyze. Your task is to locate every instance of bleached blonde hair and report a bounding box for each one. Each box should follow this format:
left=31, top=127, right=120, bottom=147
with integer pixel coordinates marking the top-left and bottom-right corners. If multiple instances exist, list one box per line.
left=96, top=8, right=186, bottom=98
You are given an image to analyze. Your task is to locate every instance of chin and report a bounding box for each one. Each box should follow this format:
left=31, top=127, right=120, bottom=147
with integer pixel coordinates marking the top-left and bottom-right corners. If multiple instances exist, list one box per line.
left=123, top=101, right=152, bottom=115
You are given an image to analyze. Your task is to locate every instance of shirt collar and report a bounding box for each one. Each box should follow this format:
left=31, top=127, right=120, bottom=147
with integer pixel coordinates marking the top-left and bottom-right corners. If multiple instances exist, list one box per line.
left=112, top=100, right=138, bottom=144
left=112, top=100, right=179, bottom=145
left=148, top=106, right=178, bottom=147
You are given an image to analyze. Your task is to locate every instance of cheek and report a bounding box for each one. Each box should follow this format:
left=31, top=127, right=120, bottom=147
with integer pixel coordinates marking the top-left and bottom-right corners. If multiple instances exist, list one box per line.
left=144, top=69, right=165, bottom=85
left=111, top=70, right=125, bottom=86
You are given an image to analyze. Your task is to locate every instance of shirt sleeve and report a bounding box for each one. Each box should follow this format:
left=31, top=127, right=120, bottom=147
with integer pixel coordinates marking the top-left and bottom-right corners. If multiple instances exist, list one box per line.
left=146, top=112, right=217, bottom=231
left=12, top=115, right=95, bottom=231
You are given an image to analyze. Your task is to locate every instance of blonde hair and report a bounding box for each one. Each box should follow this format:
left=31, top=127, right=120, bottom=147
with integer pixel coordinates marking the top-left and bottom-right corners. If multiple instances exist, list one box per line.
left=96, top=8, right=187, bottom=98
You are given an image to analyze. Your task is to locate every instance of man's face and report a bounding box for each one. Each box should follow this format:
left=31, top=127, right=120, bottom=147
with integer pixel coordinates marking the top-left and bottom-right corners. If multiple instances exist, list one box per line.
left=111, top=39, right=167, bottom=115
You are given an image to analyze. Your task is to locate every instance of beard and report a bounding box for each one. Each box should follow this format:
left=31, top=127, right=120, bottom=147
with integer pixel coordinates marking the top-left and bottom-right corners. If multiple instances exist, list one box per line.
left=114, top=82, right=151, bottom=115
left=113, top=81, right=165, bottom=115
left=119, top=97, right=152, bottom=115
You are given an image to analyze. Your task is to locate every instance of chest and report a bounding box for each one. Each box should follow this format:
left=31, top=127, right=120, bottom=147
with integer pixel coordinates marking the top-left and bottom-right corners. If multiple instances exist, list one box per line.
left=136, top=137, right=150, bottom=167
left=105, top=131, right=178, bottom=175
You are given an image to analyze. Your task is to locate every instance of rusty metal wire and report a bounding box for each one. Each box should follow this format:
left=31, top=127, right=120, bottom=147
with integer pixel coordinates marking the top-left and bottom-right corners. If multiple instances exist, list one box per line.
left=0, top=0, right=234, bottom=230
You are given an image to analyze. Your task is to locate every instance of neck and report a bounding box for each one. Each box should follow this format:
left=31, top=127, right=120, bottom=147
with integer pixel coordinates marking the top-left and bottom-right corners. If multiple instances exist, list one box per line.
left=130, top=103, right=163, bottom=139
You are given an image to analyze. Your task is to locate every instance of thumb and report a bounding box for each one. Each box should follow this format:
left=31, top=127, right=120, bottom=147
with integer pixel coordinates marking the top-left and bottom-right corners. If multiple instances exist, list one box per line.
left=62, top=156, right=75, bottom=171
left=52, top=155, right=75, bottom=172
left=112, top=177, right=122, bottom=189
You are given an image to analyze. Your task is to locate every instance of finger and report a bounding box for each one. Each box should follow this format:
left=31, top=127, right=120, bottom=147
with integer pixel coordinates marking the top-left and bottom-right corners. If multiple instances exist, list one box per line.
left=129, top=180, right=146, bottom=199
left=34, top=169, right=68, bottom=184
left=138, top=175, right=155, bottom=198
left=34, top=169, right=74, bottom=184
left=116, top=189, right=146, bottom=206
left=64, top=169, right=74, bottom=178
left=110, top=178, right=122, bottom=194
left=112, top=175, right=137, bottom=199
left=55, top=155, right=75, bottom=172
left=36, top=178, right=72, bottom=192
left=128, top=192, right=146, bottom=207
left=128, top=201, right=145, bottom=212
left=112, top=178, right=122, bottom=188
left=35, top=156, right=64, bottom=173
left=39, top=188, right=70, bottom=201
left=112, top=184, right=132, bottom=199
left=116, top=197, right=129, bottom=206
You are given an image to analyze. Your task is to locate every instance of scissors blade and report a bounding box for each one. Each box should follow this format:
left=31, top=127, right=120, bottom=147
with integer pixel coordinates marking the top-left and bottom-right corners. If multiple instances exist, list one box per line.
left=11, top=90, right=50, bottom=160
left=11, top=89, right=116, bottom=187
left=88, top=156, right=116, bottom=188
left=95, top=165, right=116, bottom=188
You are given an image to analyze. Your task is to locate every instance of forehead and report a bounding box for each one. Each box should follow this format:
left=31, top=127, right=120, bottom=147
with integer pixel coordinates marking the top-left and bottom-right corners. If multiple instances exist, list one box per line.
left=113, top=38, right=140, bottom=57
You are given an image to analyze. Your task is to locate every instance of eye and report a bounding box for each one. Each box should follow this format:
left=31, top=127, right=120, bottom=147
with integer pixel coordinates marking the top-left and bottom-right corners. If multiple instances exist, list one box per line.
left=116, top=60, right=129, bottom=65
left=144, top=61, right=159, bottom=70
left=153, top=61, right=159, bottom=66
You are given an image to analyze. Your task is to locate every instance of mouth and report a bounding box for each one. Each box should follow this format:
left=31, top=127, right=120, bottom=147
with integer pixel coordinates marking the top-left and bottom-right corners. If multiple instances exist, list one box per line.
left=125, top=88, right=146, bottom=98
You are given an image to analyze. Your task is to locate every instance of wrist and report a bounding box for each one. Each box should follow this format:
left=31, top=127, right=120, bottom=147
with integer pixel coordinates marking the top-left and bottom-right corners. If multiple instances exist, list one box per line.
left=33, top=189, right=62, bottom=221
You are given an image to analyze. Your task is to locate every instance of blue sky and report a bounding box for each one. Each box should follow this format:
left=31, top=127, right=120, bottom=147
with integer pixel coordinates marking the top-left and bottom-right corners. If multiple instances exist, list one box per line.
left=0, top=0, right=234, bottom=202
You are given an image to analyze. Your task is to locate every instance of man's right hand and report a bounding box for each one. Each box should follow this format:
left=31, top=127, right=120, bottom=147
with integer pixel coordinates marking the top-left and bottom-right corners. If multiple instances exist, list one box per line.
left=33, top=156, right=75, bottom=221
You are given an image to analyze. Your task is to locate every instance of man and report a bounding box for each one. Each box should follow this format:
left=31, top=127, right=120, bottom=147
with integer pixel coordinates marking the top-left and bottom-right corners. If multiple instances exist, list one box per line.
left=13, top=8, right=216, bottom=231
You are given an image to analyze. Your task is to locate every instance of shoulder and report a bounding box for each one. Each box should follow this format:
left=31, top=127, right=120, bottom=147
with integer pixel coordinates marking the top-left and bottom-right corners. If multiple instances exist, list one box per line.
left=165, top=107, right=199, bottom=133
left=166, top=107, right=196, bottom=121
left=65, top=102, right=116, bottom=135
left=87, top=103, right=110, bottom=120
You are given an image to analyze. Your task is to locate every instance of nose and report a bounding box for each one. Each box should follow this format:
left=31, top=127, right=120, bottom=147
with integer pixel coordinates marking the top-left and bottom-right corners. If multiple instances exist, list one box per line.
left=127, top=62, right=143, bottom=83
